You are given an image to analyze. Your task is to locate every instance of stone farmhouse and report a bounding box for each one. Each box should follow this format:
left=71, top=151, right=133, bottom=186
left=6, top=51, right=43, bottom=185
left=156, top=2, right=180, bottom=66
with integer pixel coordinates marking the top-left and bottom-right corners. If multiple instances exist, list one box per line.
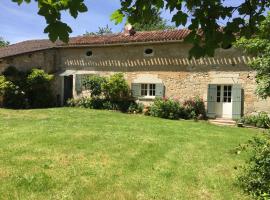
left=0, top=29, right=269, bottom=119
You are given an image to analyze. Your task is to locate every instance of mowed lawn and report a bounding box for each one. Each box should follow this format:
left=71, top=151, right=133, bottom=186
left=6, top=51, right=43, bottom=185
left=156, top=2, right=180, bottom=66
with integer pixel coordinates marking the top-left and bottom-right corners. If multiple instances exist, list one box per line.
left=0, top=108, right=258, bottom=200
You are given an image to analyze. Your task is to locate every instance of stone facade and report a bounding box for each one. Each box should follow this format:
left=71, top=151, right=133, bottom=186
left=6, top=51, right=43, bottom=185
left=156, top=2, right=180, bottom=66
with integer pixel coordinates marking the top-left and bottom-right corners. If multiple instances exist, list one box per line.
left=1, top=41, right=269, bottom=115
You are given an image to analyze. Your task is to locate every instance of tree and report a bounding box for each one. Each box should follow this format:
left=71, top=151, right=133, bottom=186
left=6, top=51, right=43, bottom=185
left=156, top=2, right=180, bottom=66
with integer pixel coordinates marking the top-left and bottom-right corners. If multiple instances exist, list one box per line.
left=235, top=13, right=270, bottom=99
left=84, top=25, right=113, bottom=36
left=0, top=37, right=10, bottom=47
left=130, top=9, right=175, bottom=31
left=12, top=0, right=270, bottom=58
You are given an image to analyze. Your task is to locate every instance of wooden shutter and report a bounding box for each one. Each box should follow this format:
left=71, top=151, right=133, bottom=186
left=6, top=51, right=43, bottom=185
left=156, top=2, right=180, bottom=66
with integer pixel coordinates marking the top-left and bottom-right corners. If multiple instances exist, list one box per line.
left=155, top=83, right=164, bottom=98
left=207, top=84, right=217, bottom=118
left=75, top=74, right=83, bottom=93
left=131, top=83, right=141, bottom=98
left=232, top=84, right=242, bottom=120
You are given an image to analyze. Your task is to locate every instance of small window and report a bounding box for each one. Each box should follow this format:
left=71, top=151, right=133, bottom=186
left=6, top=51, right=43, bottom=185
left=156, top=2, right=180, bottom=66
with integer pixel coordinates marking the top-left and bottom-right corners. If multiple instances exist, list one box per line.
left=141, top=83, right=156, bottom=97
left=86, top=51, right=93, bottom=57
left=144, top=48, right=154, bottom=56
left=222, top=44, right=232, bottom=50
left=141, top=84, right=148, bottom=96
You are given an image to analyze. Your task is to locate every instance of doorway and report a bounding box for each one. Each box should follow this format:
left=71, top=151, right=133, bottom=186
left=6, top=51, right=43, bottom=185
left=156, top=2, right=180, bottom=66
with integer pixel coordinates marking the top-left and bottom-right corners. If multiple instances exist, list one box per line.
left=215, top=85, right=233, bottom=118
left=63, top=75, right=73, bottom=104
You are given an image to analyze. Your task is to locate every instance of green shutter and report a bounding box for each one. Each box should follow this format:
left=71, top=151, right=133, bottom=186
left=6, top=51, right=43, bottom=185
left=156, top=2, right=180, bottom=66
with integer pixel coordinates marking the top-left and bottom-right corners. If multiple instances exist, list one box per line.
left=75, top=74, right=83, bottom=93
left=155, top=83, right=164, bottom=98
left=131, top=83, right=141, bottom=98
left=207, top=84, right=217, bottom=118
left=232, top=84, right=242, bottom=120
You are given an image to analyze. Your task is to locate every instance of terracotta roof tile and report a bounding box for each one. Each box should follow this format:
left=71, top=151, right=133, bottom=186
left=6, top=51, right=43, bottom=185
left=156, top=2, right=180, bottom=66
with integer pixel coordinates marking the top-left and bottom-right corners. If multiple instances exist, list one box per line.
left=0, top=29, right=190, bottom=58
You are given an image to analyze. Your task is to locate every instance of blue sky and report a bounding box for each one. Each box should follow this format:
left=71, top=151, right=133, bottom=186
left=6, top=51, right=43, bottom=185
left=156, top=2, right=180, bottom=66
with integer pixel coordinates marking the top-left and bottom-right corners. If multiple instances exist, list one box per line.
left=0, top=0, right=244, bottom=44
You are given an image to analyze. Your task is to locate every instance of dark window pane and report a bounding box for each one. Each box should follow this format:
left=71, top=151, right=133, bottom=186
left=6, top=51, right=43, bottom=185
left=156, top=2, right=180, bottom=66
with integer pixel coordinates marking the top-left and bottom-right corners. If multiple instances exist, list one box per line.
left=217, top=97, right=220, bottom=102
left=228, top=98, right=231, bottom=103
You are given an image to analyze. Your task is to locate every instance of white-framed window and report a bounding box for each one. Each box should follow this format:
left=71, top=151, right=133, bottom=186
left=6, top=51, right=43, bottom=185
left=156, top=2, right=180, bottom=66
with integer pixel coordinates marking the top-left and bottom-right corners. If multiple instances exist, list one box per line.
left=140, top=83, right=156, bottom=97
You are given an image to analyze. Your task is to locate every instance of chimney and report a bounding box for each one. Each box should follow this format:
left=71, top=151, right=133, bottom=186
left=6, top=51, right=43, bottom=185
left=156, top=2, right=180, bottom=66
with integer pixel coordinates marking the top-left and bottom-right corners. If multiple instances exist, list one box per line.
left=124, top=24, right=136, bottom=36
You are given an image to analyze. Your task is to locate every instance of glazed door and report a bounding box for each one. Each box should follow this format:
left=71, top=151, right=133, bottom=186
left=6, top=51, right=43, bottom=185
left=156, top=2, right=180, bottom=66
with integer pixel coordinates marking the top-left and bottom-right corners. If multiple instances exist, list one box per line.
left=215, top=85, right=233, bottom=118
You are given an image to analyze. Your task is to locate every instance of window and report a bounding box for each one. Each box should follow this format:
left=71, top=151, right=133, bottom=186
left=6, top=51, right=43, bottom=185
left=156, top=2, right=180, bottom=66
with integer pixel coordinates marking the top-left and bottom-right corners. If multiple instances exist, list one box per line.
left=141, top=83, right=156, bottom=97
left=141, top=84, right=148, bottom=96
left=217, top=85, right=221, bottom=102
left=144, top=48, right=154, bottom=56
left=223, top=85, right=232, bottom=103
left=86, top=50, right=93, bottom=57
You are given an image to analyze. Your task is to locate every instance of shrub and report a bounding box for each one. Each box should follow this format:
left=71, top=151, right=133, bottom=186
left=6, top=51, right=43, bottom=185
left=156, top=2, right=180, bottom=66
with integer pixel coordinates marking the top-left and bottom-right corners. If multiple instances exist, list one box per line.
left=26, top=69, right=54, bottom=108
left=0, top=67, right=55, bottom=109
left=240, top=112, right=270, bottom=129
left=149, top=98, right=182, bottom=120
left=238, top=136, right=270, bottom=199
left=128, top=102, right=144, bottom=114
left=83, top=75, right=107, bottom=97
left=102, top=73, right=130, bottom=100
left=183, top=96, right=206, bottom=119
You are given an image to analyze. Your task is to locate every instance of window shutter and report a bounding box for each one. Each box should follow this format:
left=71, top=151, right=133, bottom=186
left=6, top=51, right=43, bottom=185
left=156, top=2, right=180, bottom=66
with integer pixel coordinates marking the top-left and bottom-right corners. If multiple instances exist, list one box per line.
left=131, top=83, right=141, bottom=98
left=155, top=83, right=164, bottom=98
left=207, top=84, right=217, bottom=118
left=75, top=74, right=83, bottom=93
left=232, top=84, right=242, bottom=120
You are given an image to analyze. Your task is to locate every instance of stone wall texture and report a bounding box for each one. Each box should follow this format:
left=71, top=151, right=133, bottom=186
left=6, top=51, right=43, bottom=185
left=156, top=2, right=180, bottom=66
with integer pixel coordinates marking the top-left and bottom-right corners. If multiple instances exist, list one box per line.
left=1, top=41, right=269, bottom=114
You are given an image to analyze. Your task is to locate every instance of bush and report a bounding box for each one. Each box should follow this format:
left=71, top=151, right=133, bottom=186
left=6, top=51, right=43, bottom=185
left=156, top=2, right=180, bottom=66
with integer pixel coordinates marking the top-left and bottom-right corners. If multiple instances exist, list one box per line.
left=183, top=96, right=206, bottom=119
left=128, top=102, right=144, bottom=114
left=240, top=112, right=270, bottom=129
left=102, top=73, right=130, bottom=100
left=26, top=69, right=54, bottom=108
left=238, top=136, right=270, bottom=199
left=83, top=75, right=107, bottom=97
left=0, top=67, right=54, bottom=109
left=149, top=98, right=182, bottom=120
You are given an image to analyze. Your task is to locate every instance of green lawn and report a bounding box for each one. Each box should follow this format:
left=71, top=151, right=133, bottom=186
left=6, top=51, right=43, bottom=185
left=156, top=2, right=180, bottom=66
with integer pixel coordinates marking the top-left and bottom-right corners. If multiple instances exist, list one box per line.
left=0, top=108, right=258, bottom=200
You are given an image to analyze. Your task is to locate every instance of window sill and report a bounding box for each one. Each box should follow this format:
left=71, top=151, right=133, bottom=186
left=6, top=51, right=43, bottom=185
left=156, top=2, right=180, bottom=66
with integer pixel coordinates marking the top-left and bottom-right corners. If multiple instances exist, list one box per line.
left=138, top=96, right=156, bottom=100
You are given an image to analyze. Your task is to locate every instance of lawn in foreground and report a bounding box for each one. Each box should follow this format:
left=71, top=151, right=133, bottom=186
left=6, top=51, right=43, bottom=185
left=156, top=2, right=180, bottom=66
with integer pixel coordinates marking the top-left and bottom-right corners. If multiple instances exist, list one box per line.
left=0, top=108, right=259, bottom=200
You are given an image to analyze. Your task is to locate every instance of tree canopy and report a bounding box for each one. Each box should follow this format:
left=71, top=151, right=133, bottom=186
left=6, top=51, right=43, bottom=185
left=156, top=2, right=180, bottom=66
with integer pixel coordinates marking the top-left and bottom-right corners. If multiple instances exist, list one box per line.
left=12, top=0, right=270, bottom=58
left=130, top=9, right=175, bottom=31
left=235, top=13, right=270, bottom=99
left=0, top=37, right=10, bottom=47
left=84, top=25, right=113, bottom=36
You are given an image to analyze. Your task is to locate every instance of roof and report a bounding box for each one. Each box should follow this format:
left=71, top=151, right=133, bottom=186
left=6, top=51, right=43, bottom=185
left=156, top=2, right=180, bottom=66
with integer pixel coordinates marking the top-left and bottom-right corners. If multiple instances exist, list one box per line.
left=0, top=29, right=190, bottom=59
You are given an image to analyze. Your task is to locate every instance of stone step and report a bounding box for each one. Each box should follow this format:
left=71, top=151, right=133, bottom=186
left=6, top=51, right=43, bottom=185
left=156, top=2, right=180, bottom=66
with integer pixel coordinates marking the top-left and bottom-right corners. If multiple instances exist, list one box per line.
left=209, top=118, right=236, bottom=126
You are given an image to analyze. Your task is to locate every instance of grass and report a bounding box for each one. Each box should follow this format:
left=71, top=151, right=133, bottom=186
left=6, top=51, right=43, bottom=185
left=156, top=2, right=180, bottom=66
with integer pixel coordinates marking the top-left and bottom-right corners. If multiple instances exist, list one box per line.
left=0, top=108, right=260, bottom=200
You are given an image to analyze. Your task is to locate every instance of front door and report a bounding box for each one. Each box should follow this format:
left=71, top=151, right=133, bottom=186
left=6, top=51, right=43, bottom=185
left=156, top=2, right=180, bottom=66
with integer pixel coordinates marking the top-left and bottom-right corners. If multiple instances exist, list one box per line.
left=64, top=75, right=73, bottom=104
left=215, top=85, right=233, bottom=118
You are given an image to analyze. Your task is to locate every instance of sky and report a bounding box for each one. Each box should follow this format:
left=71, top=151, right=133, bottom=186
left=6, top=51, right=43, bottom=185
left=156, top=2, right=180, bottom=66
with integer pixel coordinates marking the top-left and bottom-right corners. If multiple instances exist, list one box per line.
left=0, top=0, right=244, bottom=44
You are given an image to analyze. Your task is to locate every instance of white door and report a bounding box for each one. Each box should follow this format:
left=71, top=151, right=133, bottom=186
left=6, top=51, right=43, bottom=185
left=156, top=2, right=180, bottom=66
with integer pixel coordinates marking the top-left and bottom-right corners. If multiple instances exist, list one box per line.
left=215, top=85, right=233, bottom=118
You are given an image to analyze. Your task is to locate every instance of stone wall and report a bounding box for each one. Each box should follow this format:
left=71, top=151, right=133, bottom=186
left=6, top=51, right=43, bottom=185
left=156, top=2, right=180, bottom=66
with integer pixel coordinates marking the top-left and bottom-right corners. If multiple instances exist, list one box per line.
left=59, top=42, right=270, bottom=114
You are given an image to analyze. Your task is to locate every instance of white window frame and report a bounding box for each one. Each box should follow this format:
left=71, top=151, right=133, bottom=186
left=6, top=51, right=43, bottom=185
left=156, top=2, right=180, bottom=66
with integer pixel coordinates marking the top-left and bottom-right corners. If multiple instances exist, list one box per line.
left=140, top=83, right=156, bottom=98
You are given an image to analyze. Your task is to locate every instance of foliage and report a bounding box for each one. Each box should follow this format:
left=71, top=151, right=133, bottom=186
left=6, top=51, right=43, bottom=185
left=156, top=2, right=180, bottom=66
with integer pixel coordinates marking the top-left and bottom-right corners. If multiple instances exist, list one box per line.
left=149, top=97, right=206, bottom=120
left=183, top=97, right=206, bottom=120
left=67, top=97, right=139, bottom=113
left=239, top=112, right=270, bottom=129
left=0, top=67, right=54, bottom=109
left=84, top=25, right=113, bottom=36
left=83, top=75, right=107, bottom=97
left=0, top=37, right=9, bottom=47
left=149, top=98, right=183, bottom=120
left=128, top=102, right=144, bottom=114
left=26, top=69, right=54, bottom=108
left=130, top=9, right=175, bottom=31
left=102, top=73, right=130, bottom=101
left=238, top=136, right=270, bottom=199
left=235, top=13, right=270, bottom=99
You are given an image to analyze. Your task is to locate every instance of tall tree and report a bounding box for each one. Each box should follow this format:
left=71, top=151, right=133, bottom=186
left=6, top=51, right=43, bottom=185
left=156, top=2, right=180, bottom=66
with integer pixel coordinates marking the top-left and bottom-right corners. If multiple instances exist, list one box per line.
left=130, top=9, right=175, bottom=31
left=12, top=0, right=270, bottom=58
left=84, top=25, right=113, bottom=36
left=235, top=13, right=270, bottom=99
left=0, top=37, right=10, bottom=47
